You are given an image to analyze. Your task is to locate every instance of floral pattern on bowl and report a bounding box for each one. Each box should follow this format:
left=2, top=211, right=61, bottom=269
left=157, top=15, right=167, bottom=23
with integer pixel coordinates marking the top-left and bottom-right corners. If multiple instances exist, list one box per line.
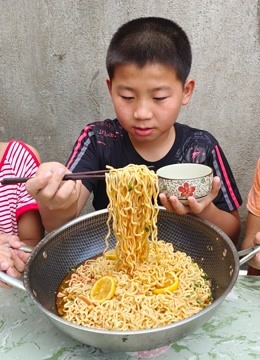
left=158, top=172, right=213, bottom=205
left=178, top=182, right=196, bottom=197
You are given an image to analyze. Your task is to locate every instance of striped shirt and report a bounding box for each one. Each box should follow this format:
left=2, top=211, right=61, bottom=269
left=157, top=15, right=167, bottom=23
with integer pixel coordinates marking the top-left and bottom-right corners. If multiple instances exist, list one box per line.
left=0, top=140, right=40, bottom=235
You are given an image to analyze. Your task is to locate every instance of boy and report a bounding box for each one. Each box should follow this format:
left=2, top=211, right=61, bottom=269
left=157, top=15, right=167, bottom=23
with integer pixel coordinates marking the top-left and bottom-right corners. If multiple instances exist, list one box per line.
left=26, top=17, right=242, bottom=243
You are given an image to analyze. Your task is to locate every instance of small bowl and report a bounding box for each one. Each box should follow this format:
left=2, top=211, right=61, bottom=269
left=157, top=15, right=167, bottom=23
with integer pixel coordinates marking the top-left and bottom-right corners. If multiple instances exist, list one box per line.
left=157, top=163, right=213, bottom=205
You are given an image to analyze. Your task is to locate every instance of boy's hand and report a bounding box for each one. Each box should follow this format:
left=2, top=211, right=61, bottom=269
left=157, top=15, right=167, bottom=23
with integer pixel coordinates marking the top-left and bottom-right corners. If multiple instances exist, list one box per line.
left=25, top=162, right=81, bottom=211
left=159, top=176, right=221, bottom=215
left=250, top=232, right=260, bottom=270
left=0, top=234, right=30, bottom=288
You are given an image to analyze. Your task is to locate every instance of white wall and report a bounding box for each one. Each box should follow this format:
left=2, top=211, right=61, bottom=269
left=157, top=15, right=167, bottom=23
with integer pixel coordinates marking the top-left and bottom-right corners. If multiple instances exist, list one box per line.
left=1, top=0, right=259, bottom=239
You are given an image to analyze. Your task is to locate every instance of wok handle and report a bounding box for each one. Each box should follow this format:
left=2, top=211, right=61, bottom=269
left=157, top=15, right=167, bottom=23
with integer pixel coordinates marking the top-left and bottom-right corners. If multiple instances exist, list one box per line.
left=0, top=244, right=33, bottom=290
left=238, top=245, right=260, bottom=266
left=0, top=271, right=26, bottom=290
left=15, top=244, right=33, bottom=253
left=3, top=243, right=34, bottom=253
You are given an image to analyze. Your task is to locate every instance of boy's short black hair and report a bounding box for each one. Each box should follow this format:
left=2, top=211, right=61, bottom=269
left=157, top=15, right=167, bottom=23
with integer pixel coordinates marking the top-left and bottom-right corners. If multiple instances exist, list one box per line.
left=106, top=17, right=192, bottom=85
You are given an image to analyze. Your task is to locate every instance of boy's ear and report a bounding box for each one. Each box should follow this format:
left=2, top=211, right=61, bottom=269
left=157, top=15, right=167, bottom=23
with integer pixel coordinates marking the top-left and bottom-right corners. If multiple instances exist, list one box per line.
left=106, top=79, right=112, bottom=94
left=182, top=78, right=195, bottom=105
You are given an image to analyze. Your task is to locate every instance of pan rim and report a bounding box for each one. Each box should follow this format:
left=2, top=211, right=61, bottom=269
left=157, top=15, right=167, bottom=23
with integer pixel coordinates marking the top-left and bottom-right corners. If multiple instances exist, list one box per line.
left=23, top=207, right=239, bottom=336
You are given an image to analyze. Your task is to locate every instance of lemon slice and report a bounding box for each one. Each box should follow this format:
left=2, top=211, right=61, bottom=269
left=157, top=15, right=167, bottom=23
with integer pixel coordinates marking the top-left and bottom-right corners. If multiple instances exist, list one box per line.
left=152, top=272, right=179, bottom=294
left=104, top=249, right=117, bottom=260
left=90, top=276, right=116, bottom=301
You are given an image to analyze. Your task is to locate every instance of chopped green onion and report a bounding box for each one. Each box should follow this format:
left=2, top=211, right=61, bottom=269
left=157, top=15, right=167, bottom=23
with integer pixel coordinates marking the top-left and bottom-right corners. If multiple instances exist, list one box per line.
left=128, top=181, right=134, bottom=191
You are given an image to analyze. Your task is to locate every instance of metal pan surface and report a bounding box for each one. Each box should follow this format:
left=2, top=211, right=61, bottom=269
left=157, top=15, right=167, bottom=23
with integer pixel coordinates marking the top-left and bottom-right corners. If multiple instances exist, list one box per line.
left=0, top=208, right=253, bottom=352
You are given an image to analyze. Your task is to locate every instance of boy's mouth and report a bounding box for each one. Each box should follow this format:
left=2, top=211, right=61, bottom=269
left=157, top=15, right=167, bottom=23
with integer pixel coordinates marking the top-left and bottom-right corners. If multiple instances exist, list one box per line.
left=134, top=127, right=153, bottom=136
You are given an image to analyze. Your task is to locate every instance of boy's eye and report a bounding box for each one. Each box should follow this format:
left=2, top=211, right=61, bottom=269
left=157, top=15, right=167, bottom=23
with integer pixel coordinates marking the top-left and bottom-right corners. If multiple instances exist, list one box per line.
left=121, top=96, right=134, bottom=100
left=154, top=97, right=167, bottom=101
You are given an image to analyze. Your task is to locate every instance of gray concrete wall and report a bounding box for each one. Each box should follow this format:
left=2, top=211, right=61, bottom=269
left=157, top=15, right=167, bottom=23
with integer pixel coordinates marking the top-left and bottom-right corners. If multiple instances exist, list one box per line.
left=0, top=0, right=259, bottom=240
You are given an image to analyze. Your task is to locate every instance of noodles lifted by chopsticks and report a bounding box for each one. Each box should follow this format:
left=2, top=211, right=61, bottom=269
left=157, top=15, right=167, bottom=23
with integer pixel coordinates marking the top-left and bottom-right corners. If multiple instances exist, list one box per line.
left=56, top=164, right=213, bottom=331
left=105, top=164, right=159, bottom=275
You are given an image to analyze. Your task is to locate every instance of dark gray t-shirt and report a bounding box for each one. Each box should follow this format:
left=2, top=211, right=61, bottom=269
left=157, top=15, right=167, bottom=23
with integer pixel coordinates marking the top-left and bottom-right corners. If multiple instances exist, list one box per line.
left=66, top=119, right=242, bottom=211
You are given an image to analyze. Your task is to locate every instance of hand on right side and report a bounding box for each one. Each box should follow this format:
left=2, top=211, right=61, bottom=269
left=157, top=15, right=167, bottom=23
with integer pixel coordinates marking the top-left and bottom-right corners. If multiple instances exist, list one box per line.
left=250, top=232, right=260, bottom=270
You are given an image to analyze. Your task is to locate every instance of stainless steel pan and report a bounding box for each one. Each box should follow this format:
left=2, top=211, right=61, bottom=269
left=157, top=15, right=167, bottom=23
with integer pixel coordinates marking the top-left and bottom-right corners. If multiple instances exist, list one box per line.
left=0, top=208, right=259, bottom=352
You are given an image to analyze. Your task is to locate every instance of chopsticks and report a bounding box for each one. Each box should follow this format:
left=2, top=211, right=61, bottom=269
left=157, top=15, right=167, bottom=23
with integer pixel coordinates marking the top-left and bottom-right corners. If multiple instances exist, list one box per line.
left=0, top=166, right=155, bottom=185
left=0, top=170, right=109, bottom=185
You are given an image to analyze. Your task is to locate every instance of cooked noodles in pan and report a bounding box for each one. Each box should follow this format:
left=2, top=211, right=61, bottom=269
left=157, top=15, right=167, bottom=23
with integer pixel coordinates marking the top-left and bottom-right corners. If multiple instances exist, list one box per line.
left=56, top=164, right=212, bottom=331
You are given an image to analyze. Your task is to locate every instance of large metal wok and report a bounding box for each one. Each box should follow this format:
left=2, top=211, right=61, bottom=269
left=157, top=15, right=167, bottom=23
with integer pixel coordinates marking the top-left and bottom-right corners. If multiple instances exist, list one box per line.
left=0, top=208, right=258, bottom=352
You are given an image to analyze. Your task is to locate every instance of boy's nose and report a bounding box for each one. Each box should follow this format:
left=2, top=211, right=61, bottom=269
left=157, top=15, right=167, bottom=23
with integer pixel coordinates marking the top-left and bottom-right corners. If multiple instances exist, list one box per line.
left=133, top=101, right=152, bottom=120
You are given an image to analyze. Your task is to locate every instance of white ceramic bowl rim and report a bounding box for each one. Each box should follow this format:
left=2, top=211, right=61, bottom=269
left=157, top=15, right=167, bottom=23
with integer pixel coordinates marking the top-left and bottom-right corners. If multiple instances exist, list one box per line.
left=157, top=164, right=213, bottom=180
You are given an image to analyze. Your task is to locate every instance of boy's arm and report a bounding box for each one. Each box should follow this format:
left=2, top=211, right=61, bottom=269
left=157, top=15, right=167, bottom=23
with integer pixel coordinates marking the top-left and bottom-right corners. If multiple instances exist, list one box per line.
left=241, top=212, right=260, bottom=270
left=38, top=184, right=91, bottom=232
left=198, top=203, right=240, bottom=245
left=26, top=162, right=91, bottom=232
left=160, top=176, right=241, bottom=244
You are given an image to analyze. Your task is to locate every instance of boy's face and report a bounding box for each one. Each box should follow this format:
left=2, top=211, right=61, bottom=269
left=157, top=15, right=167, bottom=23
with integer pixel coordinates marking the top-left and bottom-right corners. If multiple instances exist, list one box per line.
left=107, top=63, right=194, bottom=150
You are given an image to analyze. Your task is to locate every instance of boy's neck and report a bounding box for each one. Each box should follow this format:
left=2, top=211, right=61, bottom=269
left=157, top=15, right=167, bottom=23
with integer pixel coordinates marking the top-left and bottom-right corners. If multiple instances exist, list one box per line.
left=129, top=126, right=176, bottom=162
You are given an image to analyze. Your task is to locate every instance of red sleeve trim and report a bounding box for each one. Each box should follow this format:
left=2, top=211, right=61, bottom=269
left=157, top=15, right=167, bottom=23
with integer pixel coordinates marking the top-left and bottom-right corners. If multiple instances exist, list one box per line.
left=16, top=203, right=39, bottom=221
